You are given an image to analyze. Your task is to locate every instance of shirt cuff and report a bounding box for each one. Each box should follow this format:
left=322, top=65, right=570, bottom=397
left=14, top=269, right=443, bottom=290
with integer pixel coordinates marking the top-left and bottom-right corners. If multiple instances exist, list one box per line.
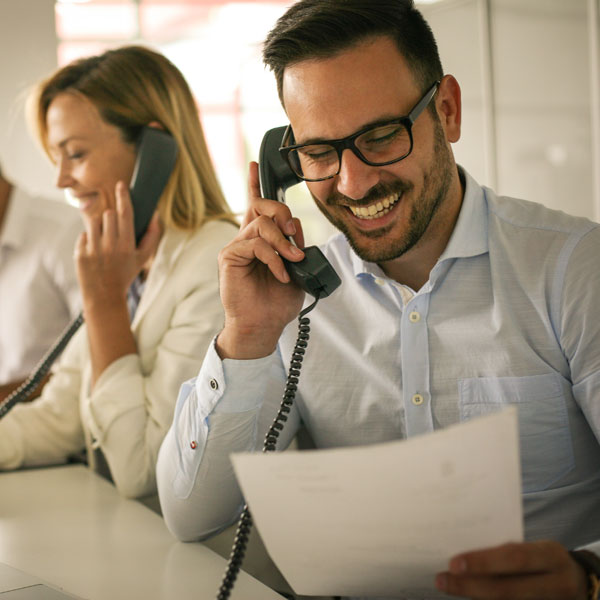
left=197, top=337, right=280, bottom=414
left=168, top=338, right=278, bottom=500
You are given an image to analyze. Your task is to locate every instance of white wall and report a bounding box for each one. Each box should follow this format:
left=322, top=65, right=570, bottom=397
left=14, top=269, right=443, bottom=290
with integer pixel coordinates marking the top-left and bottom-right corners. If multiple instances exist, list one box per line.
left=0, top=0, right=59, bottom=199
left=493, top=0, right=592, bottom=218
left=422, top=0, right=490, bottom=187
left=422, top=0, right=598, bottom=221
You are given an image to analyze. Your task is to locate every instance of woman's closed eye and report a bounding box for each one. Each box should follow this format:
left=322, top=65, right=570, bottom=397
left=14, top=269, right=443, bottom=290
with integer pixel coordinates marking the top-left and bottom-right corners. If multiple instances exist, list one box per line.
left=67, top=150, right=86, bottom=160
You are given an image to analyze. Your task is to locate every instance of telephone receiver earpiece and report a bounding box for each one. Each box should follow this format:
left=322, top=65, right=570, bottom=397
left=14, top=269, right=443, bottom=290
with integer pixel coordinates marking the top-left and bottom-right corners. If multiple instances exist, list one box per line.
left=130, top=127, right=179, bottom=244
left=258, top=126, right=302, bottom=202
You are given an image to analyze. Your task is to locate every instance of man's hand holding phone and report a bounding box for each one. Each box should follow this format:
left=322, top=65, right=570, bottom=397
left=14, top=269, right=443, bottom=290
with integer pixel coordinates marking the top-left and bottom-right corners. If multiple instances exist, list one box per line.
left=216, top=162, right=306, bottom=360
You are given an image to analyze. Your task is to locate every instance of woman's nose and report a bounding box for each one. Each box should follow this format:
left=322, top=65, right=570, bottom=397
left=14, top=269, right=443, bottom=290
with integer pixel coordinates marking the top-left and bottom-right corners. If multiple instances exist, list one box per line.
left=55, top=159, right=74, bottom=189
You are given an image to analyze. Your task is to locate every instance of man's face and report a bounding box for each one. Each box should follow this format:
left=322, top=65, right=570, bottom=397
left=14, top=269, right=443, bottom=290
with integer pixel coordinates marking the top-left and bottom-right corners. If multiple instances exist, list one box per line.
left=282, top=36, right=458, bottom=264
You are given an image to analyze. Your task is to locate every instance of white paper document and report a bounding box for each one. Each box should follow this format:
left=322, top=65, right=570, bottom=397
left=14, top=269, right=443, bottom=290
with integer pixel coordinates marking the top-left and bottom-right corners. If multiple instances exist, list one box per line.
left=231, top=407, right=523, bottom=598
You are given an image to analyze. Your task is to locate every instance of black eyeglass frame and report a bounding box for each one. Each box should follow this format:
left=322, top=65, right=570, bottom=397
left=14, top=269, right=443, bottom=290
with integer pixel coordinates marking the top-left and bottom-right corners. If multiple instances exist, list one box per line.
left=279, top=80, right=440, bottom=182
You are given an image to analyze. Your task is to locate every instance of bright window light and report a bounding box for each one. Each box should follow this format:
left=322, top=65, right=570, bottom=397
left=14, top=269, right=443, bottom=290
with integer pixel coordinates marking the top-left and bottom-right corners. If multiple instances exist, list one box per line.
left=54, top=0, right=336, bottom=243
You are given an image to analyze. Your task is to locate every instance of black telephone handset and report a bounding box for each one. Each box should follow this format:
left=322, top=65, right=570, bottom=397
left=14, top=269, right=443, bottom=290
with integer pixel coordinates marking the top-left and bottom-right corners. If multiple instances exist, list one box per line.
left=0, top=126, right=179, bottom=420
left=258, top=126, right=341, bottom=298
left=130, top=126, right=179, bottom=243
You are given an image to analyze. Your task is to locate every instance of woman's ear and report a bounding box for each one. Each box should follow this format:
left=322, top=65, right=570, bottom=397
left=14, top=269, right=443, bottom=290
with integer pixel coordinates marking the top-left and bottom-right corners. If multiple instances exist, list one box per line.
left=436, top=74, right=462, bottom=144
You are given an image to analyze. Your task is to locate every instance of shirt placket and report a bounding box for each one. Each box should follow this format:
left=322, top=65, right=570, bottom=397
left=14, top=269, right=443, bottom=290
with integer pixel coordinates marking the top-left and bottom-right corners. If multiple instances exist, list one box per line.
left=401, top=292, right=433, bottom=436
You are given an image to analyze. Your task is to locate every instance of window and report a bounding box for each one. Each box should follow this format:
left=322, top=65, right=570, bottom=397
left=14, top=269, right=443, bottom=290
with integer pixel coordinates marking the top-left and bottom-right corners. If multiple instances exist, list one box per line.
left=55, top=0, right=338, bottom=243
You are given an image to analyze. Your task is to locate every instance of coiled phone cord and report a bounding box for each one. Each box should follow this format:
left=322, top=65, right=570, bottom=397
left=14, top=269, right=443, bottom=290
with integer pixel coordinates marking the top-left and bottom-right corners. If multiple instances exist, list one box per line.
left=216, top=295, right=320, bottom=600
left=0, top=312, right=83, bottom=420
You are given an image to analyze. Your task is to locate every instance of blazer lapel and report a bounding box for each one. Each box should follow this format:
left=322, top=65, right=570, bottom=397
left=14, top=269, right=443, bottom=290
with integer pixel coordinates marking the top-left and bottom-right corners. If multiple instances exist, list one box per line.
left=131, top=228, right=190, bottom=331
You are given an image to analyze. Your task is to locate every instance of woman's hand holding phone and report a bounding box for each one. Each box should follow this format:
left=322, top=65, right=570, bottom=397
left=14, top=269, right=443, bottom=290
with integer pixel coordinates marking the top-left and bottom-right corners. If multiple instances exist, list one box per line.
left=75, top=181, right=161, bottom=305
left=75, top=181, right=162, bottom=386
left=216, top=162, right=306, bottom=360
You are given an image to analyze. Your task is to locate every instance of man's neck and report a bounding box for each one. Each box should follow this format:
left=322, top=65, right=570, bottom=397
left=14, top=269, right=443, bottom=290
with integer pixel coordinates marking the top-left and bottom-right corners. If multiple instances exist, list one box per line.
left=378, top=168, right=465, bottom=291
left=0, top=177, right=13, bottom=230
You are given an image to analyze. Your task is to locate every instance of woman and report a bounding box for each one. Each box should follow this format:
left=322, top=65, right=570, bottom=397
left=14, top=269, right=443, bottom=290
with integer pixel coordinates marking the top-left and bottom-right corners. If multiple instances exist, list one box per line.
left=0, top=46, right=238, bottom=501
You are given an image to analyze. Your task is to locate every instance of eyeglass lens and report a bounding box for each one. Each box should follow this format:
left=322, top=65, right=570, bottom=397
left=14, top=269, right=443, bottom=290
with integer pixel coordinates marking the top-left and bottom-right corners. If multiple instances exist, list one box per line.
left=288, top=122, right=411, bottom=181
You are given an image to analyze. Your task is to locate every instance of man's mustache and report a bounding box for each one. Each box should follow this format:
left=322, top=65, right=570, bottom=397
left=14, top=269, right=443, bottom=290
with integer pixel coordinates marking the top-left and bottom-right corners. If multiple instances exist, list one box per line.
left=324, top=179, right=413, bottom=207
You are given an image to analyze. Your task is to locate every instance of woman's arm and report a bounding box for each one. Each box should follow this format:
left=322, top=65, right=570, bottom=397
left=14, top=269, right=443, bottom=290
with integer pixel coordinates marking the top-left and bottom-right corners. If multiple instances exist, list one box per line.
left=84, top=221, right=238, bottom=499
left=76, top=182, right=161, bottom=387
left=0, top=329, right=85, bottom=469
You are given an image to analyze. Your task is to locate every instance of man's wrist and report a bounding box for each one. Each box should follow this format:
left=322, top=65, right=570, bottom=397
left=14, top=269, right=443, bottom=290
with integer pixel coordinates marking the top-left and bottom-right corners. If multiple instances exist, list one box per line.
left=570, top=550, right=600, bottom=600
left=215, top=326, right=278, bottom=360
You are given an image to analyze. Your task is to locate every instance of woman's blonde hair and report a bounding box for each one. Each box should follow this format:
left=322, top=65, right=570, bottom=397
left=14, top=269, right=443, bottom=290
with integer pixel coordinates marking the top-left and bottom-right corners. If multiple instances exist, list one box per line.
left=30, top=45, right=237, bottom=231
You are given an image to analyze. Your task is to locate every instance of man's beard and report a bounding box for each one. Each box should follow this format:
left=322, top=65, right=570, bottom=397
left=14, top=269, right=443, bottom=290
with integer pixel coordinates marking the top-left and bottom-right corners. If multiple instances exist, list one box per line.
left=311, top=117, right=454, bottom=264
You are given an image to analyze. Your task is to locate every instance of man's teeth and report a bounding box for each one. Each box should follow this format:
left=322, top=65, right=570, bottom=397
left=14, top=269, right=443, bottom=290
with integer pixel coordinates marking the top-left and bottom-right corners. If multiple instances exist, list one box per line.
left=349, top=193, right=399, bottom=219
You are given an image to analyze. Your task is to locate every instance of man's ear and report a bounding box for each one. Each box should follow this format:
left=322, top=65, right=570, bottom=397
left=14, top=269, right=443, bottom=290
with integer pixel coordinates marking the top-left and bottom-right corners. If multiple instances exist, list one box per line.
left=436, top=74, right=462, bottom=143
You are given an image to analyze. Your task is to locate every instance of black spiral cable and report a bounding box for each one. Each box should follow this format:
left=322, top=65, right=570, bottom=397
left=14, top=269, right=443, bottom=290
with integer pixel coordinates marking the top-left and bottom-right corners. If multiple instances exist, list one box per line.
left=0, top=312, right=84, bottom=420
left=216, top=295, right=320, bottom=600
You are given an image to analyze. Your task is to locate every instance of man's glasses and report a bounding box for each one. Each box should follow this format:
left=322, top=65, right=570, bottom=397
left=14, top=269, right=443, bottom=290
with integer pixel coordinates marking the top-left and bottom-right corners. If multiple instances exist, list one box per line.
left=279, top=80, right=440, bottom=182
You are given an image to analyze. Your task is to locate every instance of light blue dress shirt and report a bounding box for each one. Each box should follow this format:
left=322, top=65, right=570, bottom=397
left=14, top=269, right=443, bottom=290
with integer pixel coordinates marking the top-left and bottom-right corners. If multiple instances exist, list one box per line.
left=157, top=169, right=600, bottom=570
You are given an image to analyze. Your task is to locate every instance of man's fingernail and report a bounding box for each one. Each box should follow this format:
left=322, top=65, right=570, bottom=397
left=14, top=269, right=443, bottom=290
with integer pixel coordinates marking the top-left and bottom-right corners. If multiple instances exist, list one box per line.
left=285, top=220, right=296, bottom=235
left=290, top=245, right=304, bottom=257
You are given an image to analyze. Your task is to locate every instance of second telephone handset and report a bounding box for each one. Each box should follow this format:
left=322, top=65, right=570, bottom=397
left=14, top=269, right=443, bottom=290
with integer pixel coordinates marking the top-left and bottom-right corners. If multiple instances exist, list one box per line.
left=130, top=126, right=179, bottom=243
left=258, top=126, right=341, bottom=298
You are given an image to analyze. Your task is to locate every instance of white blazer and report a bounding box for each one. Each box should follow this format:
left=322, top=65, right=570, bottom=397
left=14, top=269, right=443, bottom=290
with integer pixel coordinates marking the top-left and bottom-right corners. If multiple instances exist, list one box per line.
left=0, top=220, right=237, bottom=499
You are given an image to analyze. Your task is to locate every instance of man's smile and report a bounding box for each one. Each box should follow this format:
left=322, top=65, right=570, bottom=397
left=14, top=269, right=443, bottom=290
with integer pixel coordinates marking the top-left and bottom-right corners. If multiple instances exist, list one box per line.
left=347, top=192, right=400, bottom=220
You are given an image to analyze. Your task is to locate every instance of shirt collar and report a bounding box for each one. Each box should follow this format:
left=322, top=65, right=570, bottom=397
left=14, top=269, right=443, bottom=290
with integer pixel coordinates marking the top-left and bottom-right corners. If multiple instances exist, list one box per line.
left=437, top=166, right=489, bottom=262
left=0, top=187, right=30, bottom=250
left=348, top=166, right=489, bottom=280
left=349, top=248, right=386, bottom=280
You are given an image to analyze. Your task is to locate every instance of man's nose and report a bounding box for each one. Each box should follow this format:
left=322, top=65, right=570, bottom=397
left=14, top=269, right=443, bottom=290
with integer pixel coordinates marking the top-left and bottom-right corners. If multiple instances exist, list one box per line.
left=335, top=148, right=381, bottom=201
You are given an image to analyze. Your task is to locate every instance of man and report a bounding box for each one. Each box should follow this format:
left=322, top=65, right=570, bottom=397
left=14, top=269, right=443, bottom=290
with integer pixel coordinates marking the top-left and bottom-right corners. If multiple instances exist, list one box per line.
left=156, top=1, right=600, bottom=598
left=0, top=163, right=81, bottom=401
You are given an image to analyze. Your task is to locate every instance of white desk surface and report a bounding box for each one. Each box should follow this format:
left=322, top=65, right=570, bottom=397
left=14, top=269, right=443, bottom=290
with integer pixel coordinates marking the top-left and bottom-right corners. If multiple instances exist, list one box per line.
left=0, top=465, right=283, bottom=600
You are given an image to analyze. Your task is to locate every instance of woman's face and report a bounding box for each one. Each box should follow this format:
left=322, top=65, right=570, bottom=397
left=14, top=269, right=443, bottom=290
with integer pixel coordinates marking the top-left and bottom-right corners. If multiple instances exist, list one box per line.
left=45, top=92, right=137, bottom=228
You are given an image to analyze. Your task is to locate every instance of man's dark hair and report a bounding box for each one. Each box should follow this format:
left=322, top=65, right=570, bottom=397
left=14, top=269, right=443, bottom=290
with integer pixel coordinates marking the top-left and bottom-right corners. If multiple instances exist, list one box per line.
left=263, top=0, right=443, bottom=104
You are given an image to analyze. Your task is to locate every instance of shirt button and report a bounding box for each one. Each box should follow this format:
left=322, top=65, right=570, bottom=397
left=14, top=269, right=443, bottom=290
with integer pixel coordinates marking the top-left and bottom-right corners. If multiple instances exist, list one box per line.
left=374, top=278, right=385, bottom=286
left=409, top=311, right=421, bottom=323
left=209, top=378, right=219, bottom=391
left=412, top=393, right=424, bottom=406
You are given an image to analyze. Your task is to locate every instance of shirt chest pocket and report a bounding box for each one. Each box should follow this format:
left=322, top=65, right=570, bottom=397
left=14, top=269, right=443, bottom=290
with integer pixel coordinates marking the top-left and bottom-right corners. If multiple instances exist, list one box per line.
left=458, top=374, right=574, bottom=493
